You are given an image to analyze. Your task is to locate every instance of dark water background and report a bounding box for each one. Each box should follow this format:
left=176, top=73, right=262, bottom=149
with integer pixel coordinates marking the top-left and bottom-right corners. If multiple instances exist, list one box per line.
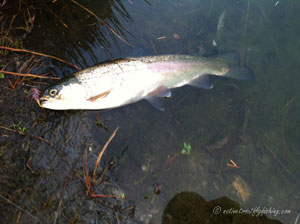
left=1, top=0, right=300, bottom=223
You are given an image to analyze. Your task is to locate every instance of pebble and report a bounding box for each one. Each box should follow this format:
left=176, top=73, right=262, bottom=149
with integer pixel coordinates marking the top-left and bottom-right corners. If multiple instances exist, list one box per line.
left=173, top=33, right=180, bottom=39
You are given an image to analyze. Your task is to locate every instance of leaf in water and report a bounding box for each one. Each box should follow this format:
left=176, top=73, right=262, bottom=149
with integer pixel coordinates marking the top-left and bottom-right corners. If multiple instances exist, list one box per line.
left=187, top=148, right=191, bottom=155
left=0, top=72, right=5, bottom=79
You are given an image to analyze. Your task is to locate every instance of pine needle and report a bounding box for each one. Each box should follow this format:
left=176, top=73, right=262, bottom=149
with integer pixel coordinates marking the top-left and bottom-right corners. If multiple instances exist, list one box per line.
left=0, top=70, right=60, bottom=79
left=0, top=46, right=81, bottom=70
left=70, top=0, right=133, bottom=47
left=92, top=127, right=119, bottom=180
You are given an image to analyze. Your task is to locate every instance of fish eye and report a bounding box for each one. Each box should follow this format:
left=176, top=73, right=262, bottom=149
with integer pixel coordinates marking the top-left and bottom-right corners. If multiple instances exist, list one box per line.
left=49, top=88, right=58, bottom=97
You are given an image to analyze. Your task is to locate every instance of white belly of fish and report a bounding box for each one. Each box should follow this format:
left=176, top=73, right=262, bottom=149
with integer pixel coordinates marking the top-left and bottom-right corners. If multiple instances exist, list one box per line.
left=83, top=68, right=162, bottom=109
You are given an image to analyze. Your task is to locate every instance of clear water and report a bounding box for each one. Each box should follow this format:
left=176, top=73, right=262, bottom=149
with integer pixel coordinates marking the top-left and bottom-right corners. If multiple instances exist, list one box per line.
left=21, top=0, right=300, bottom=223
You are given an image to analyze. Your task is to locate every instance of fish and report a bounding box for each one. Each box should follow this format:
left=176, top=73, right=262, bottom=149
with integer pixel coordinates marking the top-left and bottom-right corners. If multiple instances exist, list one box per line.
left=39, top=53, right=254, bottom=111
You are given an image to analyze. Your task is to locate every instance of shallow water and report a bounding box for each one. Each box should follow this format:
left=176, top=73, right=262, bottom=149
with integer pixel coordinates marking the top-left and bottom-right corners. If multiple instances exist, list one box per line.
left=2, top=0, right=300, bottom=223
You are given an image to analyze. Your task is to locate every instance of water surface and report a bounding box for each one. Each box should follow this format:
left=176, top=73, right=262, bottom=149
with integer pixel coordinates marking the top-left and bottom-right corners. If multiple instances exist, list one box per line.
left=7, top=0, right=300, bottom=223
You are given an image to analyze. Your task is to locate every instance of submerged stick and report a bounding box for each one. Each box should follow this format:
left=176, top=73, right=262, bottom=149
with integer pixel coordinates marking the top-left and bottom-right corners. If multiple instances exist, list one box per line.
left=53, top=173, right=71, bottom=224
left=208, top=0, right=214, bottom=17
left=90, top=193, right=121, bottom=199
left=70, top=0, right=133, bottom=47
left=244, top=0, right=252, bottom=35
left=83, top=145, right=91, bottom=194
left=83, top=141, right=122, bottom=198
left=92, top=127, right=119, bottom=180
left=0, top=194, right=45, bottom=224
left=263, top=142, right=300, bottom=186
left=0, top=46, right=81, bottom=70
left=0, top=70, right=60, bottom=80
left=0, top=125, right=64, bottom=161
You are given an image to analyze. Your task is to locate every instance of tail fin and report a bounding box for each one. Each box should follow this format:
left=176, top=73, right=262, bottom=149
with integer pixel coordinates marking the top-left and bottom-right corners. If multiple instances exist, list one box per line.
left=221, top=53, right=254, bottom=81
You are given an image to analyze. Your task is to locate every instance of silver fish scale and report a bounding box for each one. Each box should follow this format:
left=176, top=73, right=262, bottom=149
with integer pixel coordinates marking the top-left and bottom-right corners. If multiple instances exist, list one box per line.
left=39, top=53, right=253, bottom=110
left=74, top=55, right=206, bottom=81
left=72, top=59, right=149, bottom=97
left=75, top=59, right=146, bottom=83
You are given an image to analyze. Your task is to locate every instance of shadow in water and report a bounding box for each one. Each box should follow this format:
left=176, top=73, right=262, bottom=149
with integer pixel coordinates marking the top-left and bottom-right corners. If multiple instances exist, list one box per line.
left=162, top=192, right=283, bottom=224
left=25, top=0, right=135, bottom=68
left=1, top=0, right=144, bottom=69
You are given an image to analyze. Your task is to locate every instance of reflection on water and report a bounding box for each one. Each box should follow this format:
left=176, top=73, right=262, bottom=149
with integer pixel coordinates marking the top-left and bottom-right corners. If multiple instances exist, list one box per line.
left=25, top=0, right=135, bottom=69
left=2, top=0, right=300, bottom=223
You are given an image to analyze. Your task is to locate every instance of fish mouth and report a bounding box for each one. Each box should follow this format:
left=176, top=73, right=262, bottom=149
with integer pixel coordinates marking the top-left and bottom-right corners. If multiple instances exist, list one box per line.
left=38, top=96, right=49, bottom=108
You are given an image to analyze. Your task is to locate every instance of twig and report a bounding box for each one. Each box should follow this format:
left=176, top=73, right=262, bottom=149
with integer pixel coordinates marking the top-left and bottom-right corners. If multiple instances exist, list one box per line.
left=70, top=0, right=133, bottom=48
left=0, top=70, right=60, bottom=79
left=53, top=173, right=71, bottom=224
left=83, top=143, right=121, bottom=199
left=16, top=211, right=22, bottom=224
left=0, top=125, right=65, bottom=163
left=0, top=46, right=81, bottom=70
left=270, top=36, right=280, bottom=59
left=243, top=0, right=251, bottom=35
left=95, top=162, right=110, bottom=185
left=0, top=194, right=45, bottom=224
left=183, top=8, right=200, bottom=15
left=264, top=142, right=300, bottom=186
left=95, top=157, right=115, bottom=185
left=6, top=75, right=26, bottom=90
left=162, top=151, right=180, bottom=170
left=83, top=145, right=91, bottom=194
left=92, top=127, right=119, bottom=180
left=134, top=167, right=149, bottom=185
left=208, top=0, right=214, bottom=17
left=90, top=193, right=121, bottom=198
left=149, top=38, right=158, bottom=55
left=226, top=159, right=240, bottom=168
left=295, top=212, right=300, bottom=224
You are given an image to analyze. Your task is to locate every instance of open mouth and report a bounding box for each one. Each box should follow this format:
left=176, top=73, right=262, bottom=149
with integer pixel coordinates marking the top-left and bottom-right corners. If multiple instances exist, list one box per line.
left=38, top=96, right=48, bottom=107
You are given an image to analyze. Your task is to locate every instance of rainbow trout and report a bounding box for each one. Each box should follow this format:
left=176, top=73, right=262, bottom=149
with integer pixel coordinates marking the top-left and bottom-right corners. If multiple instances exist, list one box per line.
left=40, top=54, right=253, bottom=110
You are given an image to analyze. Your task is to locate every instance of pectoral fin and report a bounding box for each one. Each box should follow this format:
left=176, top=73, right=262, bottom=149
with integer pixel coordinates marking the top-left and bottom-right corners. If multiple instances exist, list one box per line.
left=87, top=89, right=111, bottom=102
left=145, top=86, right=171, bottom=111
left=146, top=97, right=165, bottom=111
left=188, top=75, right=213, bottom=89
